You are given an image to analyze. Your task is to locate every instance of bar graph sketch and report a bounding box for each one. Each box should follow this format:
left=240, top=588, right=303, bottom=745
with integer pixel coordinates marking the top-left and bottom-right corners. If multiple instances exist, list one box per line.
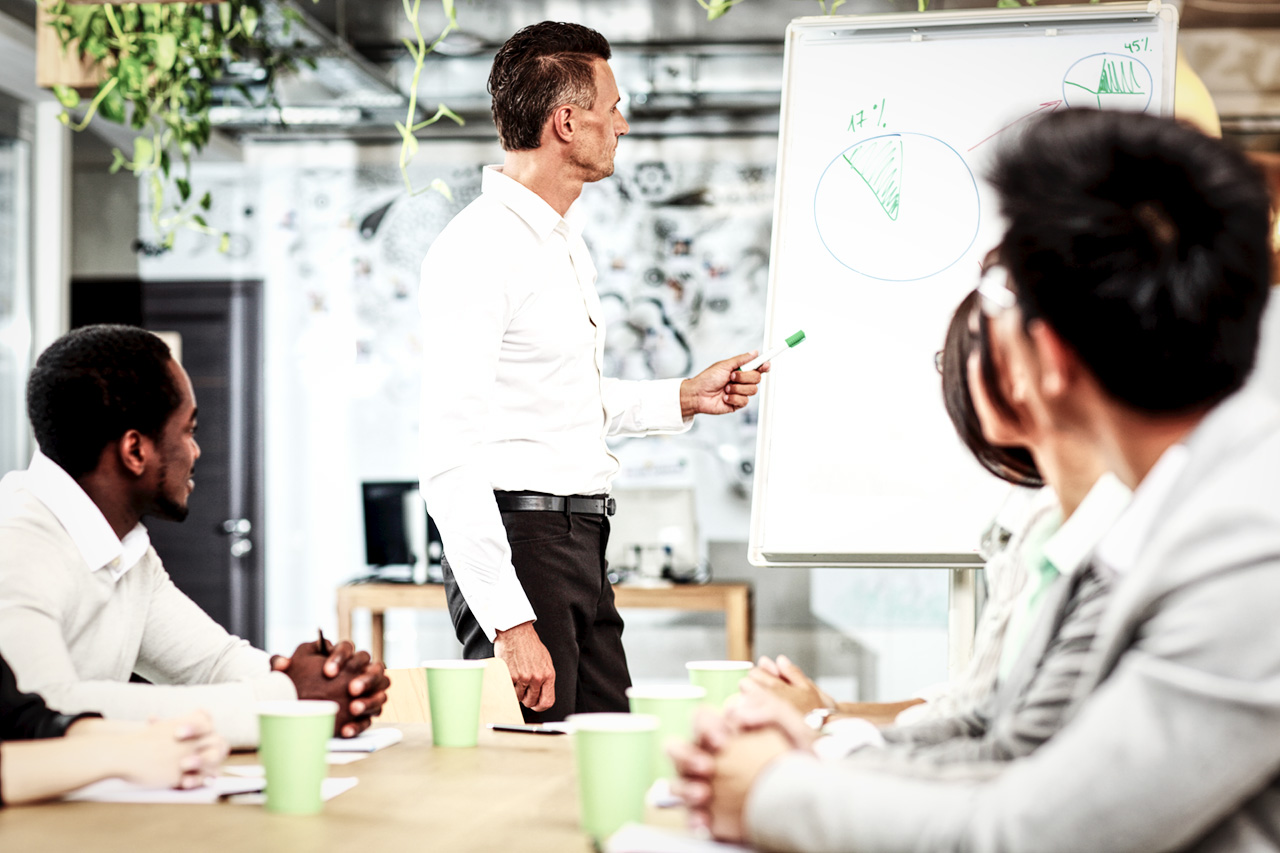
left=1062, top=53, right=1153, bottom=111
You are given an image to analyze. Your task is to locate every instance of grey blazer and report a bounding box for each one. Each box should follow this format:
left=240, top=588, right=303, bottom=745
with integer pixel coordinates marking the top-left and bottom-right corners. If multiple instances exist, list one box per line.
left=746, top=389, right=1280, bottom=853
left=872, top=561, right=1113, bottom=771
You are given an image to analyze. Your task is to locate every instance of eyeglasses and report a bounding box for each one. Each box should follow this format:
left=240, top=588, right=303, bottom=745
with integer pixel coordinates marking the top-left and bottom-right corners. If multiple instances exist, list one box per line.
left=977, top=266, right=1017, bottom=317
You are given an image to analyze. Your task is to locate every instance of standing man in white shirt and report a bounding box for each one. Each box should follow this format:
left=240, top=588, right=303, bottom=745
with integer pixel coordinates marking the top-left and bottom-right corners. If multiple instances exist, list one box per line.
left=420, top=22, right=766, bottom=722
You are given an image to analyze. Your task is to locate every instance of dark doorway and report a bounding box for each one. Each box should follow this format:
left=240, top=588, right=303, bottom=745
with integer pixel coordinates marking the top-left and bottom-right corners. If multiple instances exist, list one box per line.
left=71, top=279, right=265, bottom=647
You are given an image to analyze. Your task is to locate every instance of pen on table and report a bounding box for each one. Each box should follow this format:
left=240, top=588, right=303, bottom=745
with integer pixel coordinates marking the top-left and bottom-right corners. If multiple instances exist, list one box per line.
left=317, top=628, right=331, bottom=655
left=738, top=329, right=806, bottom=372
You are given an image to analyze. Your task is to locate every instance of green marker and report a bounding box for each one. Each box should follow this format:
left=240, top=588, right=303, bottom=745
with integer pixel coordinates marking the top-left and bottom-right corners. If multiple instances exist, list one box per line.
left=740, top=330, right=805, bottom=371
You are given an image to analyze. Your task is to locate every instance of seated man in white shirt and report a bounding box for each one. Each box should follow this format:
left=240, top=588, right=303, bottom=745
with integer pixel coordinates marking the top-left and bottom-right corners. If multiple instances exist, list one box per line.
left=673, top=110, right=1280, bottom=852
left=0, top=325, right=390, bottom=748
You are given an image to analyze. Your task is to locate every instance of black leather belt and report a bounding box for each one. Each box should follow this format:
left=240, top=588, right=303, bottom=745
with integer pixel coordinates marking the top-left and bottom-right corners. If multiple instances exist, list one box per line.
left=494, top=493, right=616, bottom=516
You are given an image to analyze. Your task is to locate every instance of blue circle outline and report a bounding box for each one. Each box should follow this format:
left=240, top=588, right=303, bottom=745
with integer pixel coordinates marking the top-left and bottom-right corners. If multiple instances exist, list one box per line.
left=812, top=132, right=981, bottom=283
left=1061, top=52, right=1154, bottom=113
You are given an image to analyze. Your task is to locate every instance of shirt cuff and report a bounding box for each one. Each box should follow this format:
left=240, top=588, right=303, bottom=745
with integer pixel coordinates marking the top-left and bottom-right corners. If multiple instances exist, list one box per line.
left=812, top=717, right=885, bottom=760
left=481, top=599, right=539, bottom=643
left=639, top=377, right=691, bottom=432
left=252, top=671, right=299, bottom=703
left=49, top=711, right=104, bottom=739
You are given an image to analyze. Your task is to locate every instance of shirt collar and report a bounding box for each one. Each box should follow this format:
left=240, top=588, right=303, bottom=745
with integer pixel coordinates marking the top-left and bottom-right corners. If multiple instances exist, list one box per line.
left=25, top=451, right=151, bottom=580
left=481, top=165, right=585, bottom=242
left=1093, top=444, right=1191, bottom=577
left=1042, top=472, right=1133, bottom=579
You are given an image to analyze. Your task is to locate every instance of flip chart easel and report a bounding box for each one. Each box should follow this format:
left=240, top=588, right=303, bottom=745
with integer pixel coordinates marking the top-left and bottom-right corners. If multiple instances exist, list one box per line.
left=749, top=2, right=1177, bottom=567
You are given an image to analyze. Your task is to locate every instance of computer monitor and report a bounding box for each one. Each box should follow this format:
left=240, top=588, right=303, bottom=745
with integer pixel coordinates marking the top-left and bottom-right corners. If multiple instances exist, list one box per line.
left=361, top=481, right=442, bottom=569
left=605, top=487, right=701, bottom=579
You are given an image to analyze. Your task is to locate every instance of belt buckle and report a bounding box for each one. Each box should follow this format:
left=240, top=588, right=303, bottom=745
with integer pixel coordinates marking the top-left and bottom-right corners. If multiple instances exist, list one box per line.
left=605, top=497, right=616, bottom=516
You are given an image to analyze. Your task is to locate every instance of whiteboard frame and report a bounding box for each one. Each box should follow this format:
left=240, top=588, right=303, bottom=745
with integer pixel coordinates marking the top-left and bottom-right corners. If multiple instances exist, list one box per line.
left=749, top=1, right=1178, bottom=568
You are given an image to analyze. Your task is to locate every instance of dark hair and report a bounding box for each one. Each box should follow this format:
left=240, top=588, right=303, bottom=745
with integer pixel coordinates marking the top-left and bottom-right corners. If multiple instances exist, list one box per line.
left=27, top=325, right=181, bottom=479
left=942, top=290, right=1043, bottom=487
left=488, top=21, right=611, bottom=151
left=990, top=109, right=1273, bottom=413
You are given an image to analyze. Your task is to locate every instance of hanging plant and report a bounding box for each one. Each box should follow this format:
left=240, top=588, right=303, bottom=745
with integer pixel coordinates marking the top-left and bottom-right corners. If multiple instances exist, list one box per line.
left=41, top=1, right=317, bottom=251
left=396, top=0, right=465, bottom=199
left=695, top=0, right=747, bottom=20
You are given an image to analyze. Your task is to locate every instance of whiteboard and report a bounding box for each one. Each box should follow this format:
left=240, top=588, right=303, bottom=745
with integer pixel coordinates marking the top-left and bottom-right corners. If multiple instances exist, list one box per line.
left=749, top=2, right=1177, bottom=567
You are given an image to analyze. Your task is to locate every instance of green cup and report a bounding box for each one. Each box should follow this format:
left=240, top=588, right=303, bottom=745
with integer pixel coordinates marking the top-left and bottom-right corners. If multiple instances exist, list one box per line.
left=423, top=659, right=487, bottom=747
left=686, top=660, right=753, bottom=708
left=626, top=685, right=706, bottom=782
left=257, top=700, right=337, bottom=815
left=567, top=712, right=659, bottom=842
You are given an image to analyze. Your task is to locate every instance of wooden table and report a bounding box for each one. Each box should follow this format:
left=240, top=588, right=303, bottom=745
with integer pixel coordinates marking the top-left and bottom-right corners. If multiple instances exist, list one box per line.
left=337, top=581, right=755, bottom=663
left=0, top=724, right=685, bottom=852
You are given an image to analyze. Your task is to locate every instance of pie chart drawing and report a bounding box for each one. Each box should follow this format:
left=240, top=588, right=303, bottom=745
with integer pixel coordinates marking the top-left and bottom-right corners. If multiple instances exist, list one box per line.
left=813, top=132, right=980, bottom=282
left=1062, top=53, right=1153, bottom=111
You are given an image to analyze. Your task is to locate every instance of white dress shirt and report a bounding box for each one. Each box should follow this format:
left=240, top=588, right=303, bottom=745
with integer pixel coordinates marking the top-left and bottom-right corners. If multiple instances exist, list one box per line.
left=1093, top=443, right=1190, bottom=577
left=23, top=450, right=152, bottom=580
left=0, top=453, right=295, bottom=747
left=420, top=166, right=689, bottom=640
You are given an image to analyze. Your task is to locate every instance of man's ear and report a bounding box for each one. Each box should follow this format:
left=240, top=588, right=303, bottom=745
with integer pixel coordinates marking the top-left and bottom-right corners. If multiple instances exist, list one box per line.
left=549, top=104, right=575, bottom=144
left=1026, top=319, right=1078, bottom=401
left=116, top=429, right=151, bottom=478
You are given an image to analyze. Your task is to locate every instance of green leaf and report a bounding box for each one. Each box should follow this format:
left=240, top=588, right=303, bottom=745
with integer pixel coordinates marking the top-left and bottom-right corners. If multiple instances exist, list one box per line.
left=442, top=0, right=456, bottom=19
left=176, top=178, right=191, bottom=201
left=160, top=149, right=171, bottom=179
left=218, top=233, right=231, bottom=254
left=51, top=85, right=81, bottom=109
left=705, top=0, right=743, bottom=20
left=240, top=6, right=258, bottom=37
left=219, top=3, right=232, bottom=33
left=401, top=131, right=419, bottom=161
left=153, top=33, right=177, bottom=71
left=117, top=56, right=145, bottom=92
left=192, top=214, right=208, bottom=228
left=199, top=191, right=211, bottom=211
left=57, top=111, right=71, bottom=126
left=109, top=149, right=127, bottom=174
left=133, top=135, right=154, bottom=168
left=162, top=231, right=175, bottom=250
left=68, top=6, right=96, bottom=41
left=429, top=178, right=453, bottom=202
left=85, top=39, right=110, bottom=61
left=98, top=87, right=126, bottom=124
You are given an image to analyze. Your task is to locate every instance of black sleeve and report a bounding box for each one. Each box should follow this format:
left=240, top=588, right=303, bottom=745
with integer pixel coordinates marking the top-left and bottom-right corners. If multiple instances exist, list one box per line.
left=0, top=651, right=101, bottom=742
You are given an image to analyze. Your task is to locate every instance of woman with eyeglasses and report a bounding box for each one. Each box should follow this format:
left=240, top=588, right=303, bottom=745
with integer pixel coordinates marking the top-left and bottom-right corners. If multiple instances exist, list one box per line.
left=739, top=283, right=1128, bottom=764
left=746, top=288, right=1051, bottom=723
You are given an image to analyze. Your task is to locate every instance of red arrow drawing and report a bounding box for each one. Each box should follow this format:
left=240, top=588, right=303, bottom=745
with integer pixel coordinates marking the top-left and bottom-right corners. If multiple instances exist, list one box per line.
left=967, top=100, right=1064, bottom=152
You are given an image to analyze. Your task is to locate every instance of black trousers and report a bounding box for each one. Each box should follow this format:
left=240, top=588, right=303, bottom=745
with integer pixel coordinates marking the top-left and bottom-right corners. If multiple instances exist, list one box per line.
left=442, top=507, right=631, bottom=723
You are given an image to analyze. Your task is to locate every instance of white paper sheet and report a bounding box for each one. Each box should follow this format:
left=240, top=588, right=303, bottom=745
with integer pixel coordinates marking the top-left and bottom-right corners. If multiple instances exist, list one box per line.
left=605, top=824, right=752, bottom=853
left=223, top=776, right=358, bottom=806
left=326, top=727, right=403, bottom=752
left=62, top=775, right=264, bottom=804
